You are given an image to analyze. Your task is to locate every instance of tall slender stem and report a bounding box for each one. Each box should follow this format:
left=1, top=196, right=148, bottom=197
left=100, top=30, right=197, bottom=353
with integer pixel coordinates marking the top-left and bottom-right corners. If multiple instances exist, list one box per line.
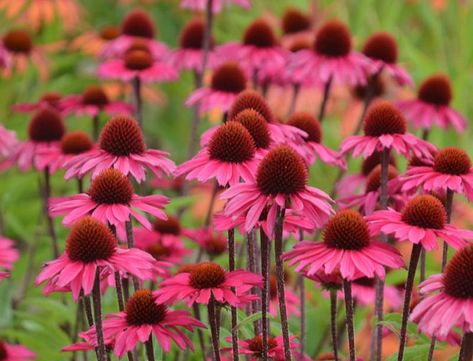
left=274, top=207, right=292, bottom=361
left=419, top=128, right=430, bottom=283
left=371, top=148, right=390, bottom=361
left=92, top=114, right=100, bottom=141
left=397, top=243, right=422, bottom=361
left=201, top=0, right=213, bottom=86
left=428, top=188, right=455, bottom=360
left=330, top=289, right=339, bottom=361
left=145, top=336, right=155, bottom=361
left=246, top=231, right=259, bottom=333
left=228, top=228, right=239, bottom=361
left=343, top=280, right=356, bottom=361
left=208, top=297, right=221, bottom=361
left=125, top=220, right=140, bottom=291
left=459, top=332, right=473, bottom=361
left=187, top=71, right=202, bottom=159
left=287, top=84, right=301, bottom=117
left=132, top=76, right=143, bottom=128
left=260, top=229, right=270, bottom=361
left=43, top=168, right=59, bottom=258
left=92, top=269, right=106, bottom=361
left=204, top=182, right=219, bottom=227
left=114, top=272, right=125, bottom=312
left=318, top=76, right=333, bottom=122
left=298, top=230, right=305, bottom=360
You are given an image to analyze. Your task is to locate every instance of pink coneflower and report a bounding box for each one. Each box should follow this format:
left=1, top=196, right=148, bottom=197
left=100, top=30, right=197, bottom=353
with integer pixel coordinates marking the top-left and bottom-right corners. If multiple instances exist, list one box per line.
left=180, top=0, right=251, bottom=13
left=172, top=19, right=216, bottom=72
left=189, top=228, right=228, bottom=258
left=201, top=91, right=307, bottom=152
left=268, top=274, right=300, bottom=317
left=0, top=29, right=47, bottom=78
left=176, top=122, right=260, bottom=186
left=0, top=237, right=19, bottom=282
left=283, top=209, right=404, bottom=280
left=401, top=147, right=473, bottom=200
left=49, top=168, right=169, bottom=237
left=233, top=334, right=299, bottom=361
left=61, top=85, right=134, bottom=118
left=286, top=112, right=345, bottom=167
left=410, top=245, right=473, bottom=339
left=154, top=261, right=262, bottom=307
left=98, top=43, right=177, bottom=83
left=362, top=32, right=413, bottom=86
left=335, top=150, right=396, bottom=198
left=12, top=92, right=63, bottom=113
left=288, top=20, right=372, bottom=86
left=397, top=73, right=466, bottom=132
left=340, top=100, right=435, bottom=160
left=101, top=9, right=168, bottom=59
left=35, top=131, right=94, bottom=174
left=220, top=145, right=333, bottom=233
left=35, top=217, right=162, bottom=300
left=64, top=115, right=175, bottom=182
left=0, top=340, right=35, bottom=361
left=0, top=124, right=17, bottom=159
left=217, top=19, right=288, bottom=81
left=367, top=194, right=473, bottom=251
left=9, top=108, right=65, bottom=172
left=281, top=7, right=313, bottom=39
left=186, top=61, right=247, bottom=114
left=79, top=289, right=204, bottom=357
left=338, top=165, right=406, bottom=215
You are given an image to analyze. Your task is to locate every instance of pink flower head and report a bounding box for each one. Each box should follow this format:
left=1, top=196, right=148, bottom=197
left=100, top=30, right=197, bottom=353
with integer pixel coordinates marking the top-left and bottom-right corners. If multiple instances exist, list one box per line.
left=0, top=124, right=17, bottom=159
left=220, top=145, right=333, bottom=233
left=410, top=245, right=473, bottom=338
left=286, top=112, right=345, bottom=168
left=172, top=19, right=217, bottom=72
left=401, top=147, right=473, bottom=201
left=201, top=91, right=307, bottom=154
left=61, top=85, right=134, bottom=118
left=180, top=0, right=251, bottom=13
left=10, top=108, right=66, bottom=172
left=35, top=131, right=94, bottom=174
left=283, top=209, right=404, bottom=281
left=153, top=262, right=262, bottom=307
left=64, top=115, right=175, bottom=182
left=98, top=41, right=177, bottom=83
left=12, top=92, right=63, bottom=113
left=216, top=19, right=288, bottom=79
left=340, top=100, right=436, bottom=160
left=188, top=227, right=228, bottom=258
left=79, top=289, right=204, bottom=357
left=367, top=194, right=473, bottom=251
left=231, top=334, right=299, bottom=361
left=134, top=216, right=192, bottom=263
left=101, top=9, right=169, bottom=60
left=35, top=217, right=165, bottom=300
left=186, top=61, right=247, bottom=114
left=49, top=168, right=169, bottom=238
left=338, top=164, right=407, bottom=215
left=397, top=74, right=466, bottom=132
left=362, top=32, right=413, bottom=86
left=0, top=237, right=19, bottom=282
left=175, top=122, right=260, bottom=186
left=0, top=341, right=35, bottom=361
left=287, top=20, right=372, bottom=86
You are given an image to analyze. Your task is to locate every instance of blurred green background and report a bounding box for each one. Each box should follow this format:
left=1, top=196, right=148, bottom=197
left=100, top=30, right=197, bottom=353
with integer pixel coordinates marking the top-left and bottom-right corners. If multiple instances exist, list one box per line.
left=0, top=0, right=471, bottom=360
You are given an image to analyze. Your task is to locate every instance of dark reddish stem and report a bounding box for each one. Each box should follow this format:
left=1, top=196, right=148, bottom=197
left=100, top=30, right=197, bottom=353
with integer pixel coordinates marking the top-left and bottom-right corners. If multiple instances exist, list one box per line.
left=208, top=296, right=221, bottom=361
left=274, top=207, right=292, bottom=361
left=145, top=336, right=155, bottom=361
left=92, top=269, right=106, bottom=361
left=43, top=168, right=59, bottom=258
left=397, top=243, right=422, bottom=361
left=343, top=280, right=356, bottom=361
left=287, top=84, right=301, bottom=117
left=114, top=272, right=125, bottom=312
left=132, top=76, right=143, bottom=128
left=125, top=220, right=140, bottom=291
left=260, top=228, right=270, bottom=361
left=318, top=76, right=333, bottom=122
left=204, top=181, right=219, bottom=228
left=298, top=230, right=305, bottom=360
left=92, top=114, right=100, bottom=141
left=330, top=289, right=339, bottom=361
left=459, top=332, right=473, bottom=361
left=228, top=228, right=239, bottom=361
left=192, top=304, right=207, bottom=361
